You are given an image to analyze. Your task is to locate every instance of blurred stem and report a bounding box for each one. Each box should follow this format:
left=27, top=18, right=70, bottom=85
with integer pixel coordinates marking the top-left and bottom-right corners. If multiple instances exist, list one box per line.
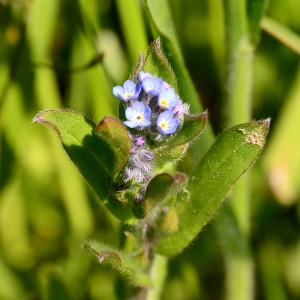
left=115, top=0, right=148, bottom=64
left=261, top=16, right=300, bottom=55
left=222, top=0, right=254, bottom=300
left=226, top=256, right=254, bottom=300
left=146, top=255, right=168, bottom=300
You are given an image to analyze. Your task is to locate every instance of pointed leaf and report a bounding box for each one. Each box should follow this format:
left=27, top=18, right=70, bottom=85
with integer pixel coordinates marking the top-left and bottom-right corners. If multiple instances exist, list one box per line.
left=95, top=116, right=131, bottom=176
left=83, top=241, right=152, bottom=287
left=33, top=109, right=134, bottom=221
left=155, top=119, right=270, bottom=256
left=133, top=173, right=187, bottom=219
left=143, top=38, right=178, bottom=92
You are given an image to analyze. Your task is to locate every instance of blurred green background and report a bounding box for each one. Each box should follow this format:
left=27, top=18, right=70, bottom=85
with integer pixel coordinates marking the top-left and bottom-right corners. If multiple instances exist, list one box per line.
left=1, top=0, right=300, bottom=299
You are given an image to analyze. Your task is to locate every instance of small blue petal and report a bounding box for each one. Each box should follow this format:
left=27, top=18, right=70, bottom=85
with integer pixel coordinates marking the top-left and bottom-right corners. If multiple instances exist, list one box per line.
left=124, top=120, right=138, bottom=128
left=125, top=107, right=135, bottom=120
left=142, top=77, right=163, bottom=96
left=144, top=106, right=151, bottom=119
left=123, top=80, right=136, bottom=92
left=132, top=100, right=145, bottom=112
left=157, top=110, right=173, bottom=121
left=113, top=86, right=125, bottom=98
left=138, top=71, right=152, bottom=82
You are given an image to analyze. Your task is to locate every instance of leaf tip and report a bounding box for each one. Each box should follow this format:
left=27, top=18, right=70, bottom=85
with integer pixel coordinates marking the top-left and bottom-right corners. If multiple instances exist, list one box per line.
left=32, top=110, right=45, bottom=124
left=239, top=118, right=271, bottom=147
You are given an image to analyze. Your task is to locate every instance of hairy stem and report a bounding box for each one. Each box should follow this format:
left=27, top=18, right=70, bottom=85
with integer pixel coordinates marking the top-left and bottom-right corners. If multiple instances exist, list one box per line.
left=146, top=255, right=168, bottom=300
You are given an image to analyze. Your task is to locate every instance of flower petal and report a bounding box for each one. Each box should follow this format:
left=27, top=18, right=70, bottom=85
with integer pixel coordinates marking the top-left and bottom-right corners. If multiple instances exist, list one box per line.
left=158, top=110, right=174, bottom=122
left=123, top=80, right=136, bottom=92
left=144, top=107, right=151, bottom=119
left=125, top=107, right=135, bottom=120
left=138, top=71, right=152, bottom=82
left=124, top=120, right=138, bottom=128
left=139, top=119, right=151, bottom=127
left=113, top=86, right=125, bottom=98
left=132, top=101, right=145, bottom=112
left=142, top=77, right=162, bottom=96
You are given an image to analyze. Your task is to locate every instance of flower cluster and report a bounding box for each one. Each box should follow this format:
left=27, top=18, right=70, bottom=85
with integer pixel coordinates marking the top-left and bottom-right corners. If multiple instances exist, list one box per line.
left=113, top=71, right=189, bottom=200
left=113, top=71, right=189, bottom=136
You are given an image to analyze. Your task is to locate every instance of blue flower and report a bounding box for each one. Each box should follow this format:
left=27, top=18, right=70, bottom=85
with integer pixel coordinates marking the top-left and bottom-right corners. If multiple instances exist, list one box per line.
left=113, top=80, right=142, bottom=101
left=124, top=101, right=151, bottom=128
left=158, top=87, right=180, bottom=110
left=142, top=77, right=163, bottom=96
left=138, top=71, right=152, bottom=83
left=157, top=110, right=179, bottom=135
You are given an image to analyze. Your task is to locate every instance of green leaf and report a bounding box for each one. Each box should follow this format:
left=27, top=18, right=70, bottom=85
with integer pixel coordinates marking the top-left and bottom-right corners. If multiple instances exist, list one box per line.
left=83, top=241, right=152, bottom=287
left=155, top=119, right=270, bottom=256
left=33, top=109, right=134, bottom=221
left=143, top=38, right=178, bottom=92
left=133, top=173, right=187, bottom=219
left=153, top=144, right=188, bottom=172
left=95, top=116, right=131, bottom=176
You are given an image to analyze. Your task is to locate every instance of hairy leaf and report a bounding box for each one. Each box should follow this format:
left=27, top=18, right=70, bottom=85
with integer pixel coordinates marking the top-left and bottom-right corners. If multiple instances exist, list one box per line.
left=155, top=119, right=270, bottom=256
left=95, top=116, right=131, bottom=176
left=83, top=241, right=151, bottom=287
left=33, top=109, right=134, bottom=221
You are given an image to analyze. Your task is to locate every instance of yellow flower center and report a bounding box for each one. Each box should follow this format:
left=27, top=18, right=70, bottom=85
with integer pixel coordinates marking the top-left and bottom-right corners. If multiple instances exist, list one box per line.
left=125, top=92, right=133, bottom=98
left=160, top=99, right=168, bottom=107
left=159, top=120, right=168, bottom=129
left=135, top=113, right=143, bottom=121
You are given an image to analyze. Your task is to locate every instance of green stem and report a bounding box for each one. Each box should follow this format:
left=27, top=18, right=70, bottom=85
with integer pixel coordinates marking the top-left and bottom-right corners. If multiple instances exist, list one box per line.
left=146, top=255, right=168, bottom=300
left=221, top=0, right=254, bottom=299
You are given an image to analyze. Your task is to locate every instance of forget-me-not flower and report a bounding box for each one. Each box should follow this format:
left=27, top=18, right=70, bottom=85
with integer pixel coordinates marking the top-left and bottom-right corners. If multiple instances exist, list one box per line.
left=113, top=80, right=142, bottom=101
left=124, top=101, right=151, bottom=128
left=138, top=71, right=152, bottom=83
left=142, top=77, right=163, bottom=96
left=158, top=87, right=180, bottom=110
left=157, top=110, right=179, bottom=135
